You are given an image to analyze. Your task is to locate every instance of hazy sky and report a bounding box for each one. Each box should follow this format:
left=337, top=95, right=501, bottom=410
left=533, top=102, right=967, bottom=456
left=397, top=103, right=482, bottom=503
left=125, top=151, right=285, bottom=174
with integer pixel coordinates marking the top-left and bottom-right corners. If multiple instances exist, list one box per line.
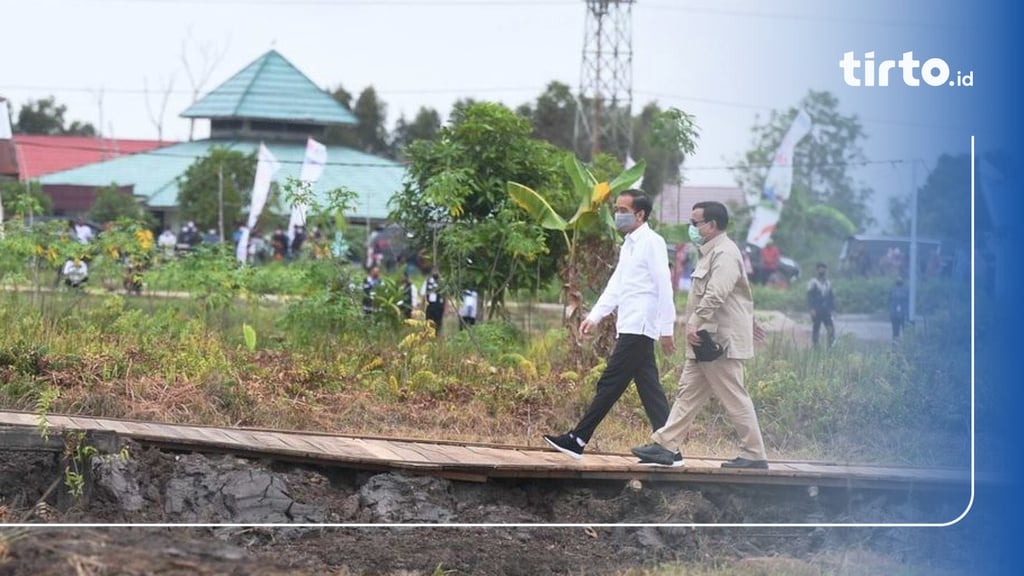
left=2, top=0, right=980, bottom=226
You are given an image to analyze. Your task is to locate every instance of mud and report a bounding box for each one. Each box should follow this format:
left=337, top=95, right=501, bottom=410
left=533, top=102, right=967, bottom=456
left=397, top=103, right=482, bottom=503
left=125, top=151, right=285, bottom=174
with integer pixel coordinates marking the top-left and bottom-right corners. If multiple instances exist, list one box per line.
left=0, top=445, right=979, bottom=575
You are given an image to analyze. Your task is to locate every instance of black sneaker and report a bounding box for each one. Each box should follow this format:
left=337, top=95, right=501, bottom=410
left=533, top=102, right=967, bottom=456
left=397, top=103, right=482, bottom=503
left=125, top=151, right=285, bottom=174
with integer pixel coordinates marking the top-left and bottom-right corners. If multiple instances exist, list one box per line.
left=720, top=457, right=769, bottom=469
left=543, top=432, right=585, bottom=460
left=638, top=450, right=685, bottom=467
left=631, top=443, right=680, bottom=467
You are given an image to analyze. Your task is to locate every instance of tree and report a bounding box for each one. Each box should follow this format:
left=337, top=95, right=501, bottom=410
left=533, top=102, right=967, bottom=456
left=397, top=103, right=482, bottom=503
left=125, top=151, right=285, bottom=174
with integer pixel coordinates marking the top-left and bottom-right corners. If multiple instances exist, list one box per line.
left=389, top=102, right=570, bottom=318
left=733, top=90, right=873, bottom=235
left=1, top=180, right=52, bottom=219
left=88, top=184, right=146, bottom=225
left=14, top=97, right=96, bottom=136
left=176, top=148, right=257, bottom=232
left=352, top=86, right=389, bottom=156
left=631, top=104, right=700, bottom=197
left=392, top=107, right=441, bottom=157
left=323, top=85, right=359, bottom=148
left=888, top=153, right=971, bottom=250
left=523, top=81, right=577, bottom=151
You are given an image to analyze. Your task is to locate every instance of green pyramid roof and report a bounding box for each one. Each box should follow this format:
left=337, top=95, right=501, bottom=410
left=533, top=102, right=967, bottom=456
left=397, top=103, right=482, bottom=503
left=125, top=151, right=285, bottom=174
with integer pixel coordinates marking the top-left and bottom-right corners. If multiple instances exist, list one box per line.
left=180, top=50, right=356, bottom=125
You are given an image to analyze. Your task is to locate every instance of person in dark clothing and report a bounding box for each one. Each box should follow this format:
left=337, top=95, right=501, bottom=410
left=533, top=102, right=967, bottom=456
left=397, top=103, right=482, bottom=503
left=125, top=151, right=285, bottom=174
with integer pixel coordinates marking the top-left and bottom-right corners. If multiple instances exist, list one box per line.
left=888, top=276, right=910, bottom=340
left=421, top=268, right=445, bottom=335
left=806, top=263, right=836, bottom=348
left=397, top=273, right=417, bottom=320
left=362, top=266, right=381, bottom=316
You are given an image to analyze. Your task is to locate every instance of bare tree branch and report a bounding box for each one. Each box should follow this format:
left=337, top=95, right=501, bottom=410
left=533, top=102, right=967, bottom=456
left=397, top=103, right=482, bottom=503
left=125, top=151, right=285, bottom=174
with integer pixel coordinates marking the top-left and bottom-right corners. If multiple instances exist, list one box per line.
left=180, top=25, right=231, bottom=141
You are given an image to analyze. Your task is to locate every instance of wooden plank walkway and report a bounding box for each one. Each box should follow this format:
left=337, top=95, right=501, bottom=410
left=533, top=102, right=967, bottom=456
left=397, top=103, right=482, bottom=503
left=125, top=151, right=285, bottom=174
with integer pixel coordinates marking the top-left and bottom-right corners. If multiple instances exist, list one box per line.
left=0, top=411, right=969, bottom=490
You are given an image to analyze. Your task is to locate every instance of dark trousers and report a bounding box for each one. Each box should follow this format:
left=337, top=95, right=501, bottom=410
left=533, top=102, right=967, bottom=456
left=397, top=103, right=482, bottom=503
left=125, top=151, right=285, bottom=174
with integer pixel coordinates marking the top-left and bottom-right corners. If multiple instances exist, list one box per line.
left=426, top=303, right=444, bottom=335
left=812, top=311, right=835, bottom=347
left=891, top=316, right=905, bottom=339
left=572, top=333, right=670, bottom=443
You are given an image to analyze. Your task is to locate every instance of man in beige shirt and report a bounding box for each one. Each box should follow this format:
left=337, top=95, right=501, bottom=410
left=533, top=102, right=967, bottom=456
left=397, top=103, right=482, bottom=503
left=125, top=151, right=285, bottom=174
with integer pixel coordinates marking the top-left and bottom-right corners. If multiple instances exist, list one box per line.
left=631, top=201, right=769, bottom=469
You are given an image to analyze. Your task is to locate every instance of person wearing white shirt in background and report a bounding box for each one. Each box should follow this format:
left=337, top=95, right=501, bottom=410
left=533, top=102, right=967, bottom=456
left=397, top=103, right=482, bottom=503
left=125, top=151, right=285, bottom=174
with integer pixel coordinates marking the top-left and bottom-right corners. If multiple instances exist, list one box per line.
left=62, top=257, right=88, bottom=288
left=543, top=189, right=677, bottom=460
left=459, top=289, right=478, bottom=329
left=74, top=219, right=94, bottom=244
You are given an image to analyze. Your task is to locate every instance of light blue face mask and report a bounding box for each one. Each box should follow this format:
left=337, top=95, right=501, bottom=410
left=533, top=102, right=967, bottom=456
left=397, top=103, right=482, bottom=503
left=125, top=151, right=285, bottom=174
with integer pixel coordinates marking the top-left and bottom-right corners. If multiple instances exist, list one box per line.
left=688, top=222, right=705, bottom=245
left=614, top=212, right=637, bottom=231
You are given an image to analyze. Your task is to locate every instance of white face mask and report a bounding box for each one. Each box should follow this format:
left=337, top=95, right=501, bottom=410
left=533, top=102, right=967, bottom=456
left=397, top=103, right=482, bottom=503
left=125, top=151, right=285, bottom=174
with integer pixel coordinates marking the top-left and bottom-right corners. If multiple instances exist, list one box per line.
left=614, top=212, right=637, bottom=231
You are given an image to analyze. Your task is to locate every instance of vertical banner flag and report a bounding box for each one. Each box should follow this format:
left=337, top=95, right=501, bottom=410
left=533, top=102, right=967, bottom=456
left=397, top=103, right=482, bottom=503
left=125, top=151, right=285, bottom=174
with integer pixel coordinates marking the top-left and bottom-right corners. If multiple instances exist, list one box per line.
left=625, top=154, right=644, bottom=189
left=236, top=143, right=282, bottom=263
left=0, top=99, right=12, bottom=140
left=289, top=137, right=327, bottom=243
left=746, top=109, right=813, bottom=248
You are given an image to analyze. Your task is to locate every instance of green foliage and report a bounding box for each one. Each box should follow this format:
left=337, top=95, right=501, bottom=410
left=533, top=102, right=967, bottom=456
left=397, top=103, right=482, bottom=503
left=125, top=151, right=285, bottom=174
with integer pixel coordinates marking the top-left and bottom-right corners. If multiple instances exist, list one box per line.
left=631, top=104, right=701, bottom=196
left=242, top=323, right=257, bottom=352
left=176, top=147, right=257, bottom=232
left=732, top=90, right=873, bottom=242
left=888, top=153, right=971, bottom=252
left=87, top=184, right=146, bottom=225
left=392, top=107, right=442, bottom=157
left=389, top=102, right=570, bottom=316
left=520, top=81, right=577, bottom=152
left=1, top=180, right=52, bottom=220
left=13, top=96, right=96, bottom=136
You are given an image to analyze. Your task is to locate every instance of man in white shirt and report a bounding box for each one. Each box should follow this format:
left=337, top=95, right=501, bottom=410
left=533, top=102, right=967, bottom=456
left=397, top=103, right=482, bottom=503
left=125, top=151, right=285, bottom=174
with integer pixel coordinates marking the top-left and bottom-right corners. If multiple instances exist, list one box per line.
left=62, top=257, right=89, bottom=288
left=544, top=190, right=677, bottom=460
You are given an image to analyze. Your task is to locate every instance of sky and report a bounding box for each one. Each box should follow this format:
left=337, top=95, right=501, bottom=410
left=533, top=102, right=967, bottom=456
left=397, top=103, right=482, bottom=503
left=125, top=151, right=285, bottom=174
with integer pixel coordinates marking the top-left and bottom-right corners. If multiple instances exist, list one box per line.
left=1, top=0, right=983, bottom=229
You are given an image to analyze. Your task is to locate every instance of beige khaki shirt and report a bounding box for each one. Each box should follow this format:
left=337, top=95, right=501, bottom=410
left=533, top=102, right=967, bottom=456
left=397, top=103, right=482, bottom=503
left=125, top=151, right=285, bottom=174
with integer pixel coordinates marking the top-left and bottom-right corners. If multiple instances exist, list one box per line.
left=685, top=232, right=755, bottom=360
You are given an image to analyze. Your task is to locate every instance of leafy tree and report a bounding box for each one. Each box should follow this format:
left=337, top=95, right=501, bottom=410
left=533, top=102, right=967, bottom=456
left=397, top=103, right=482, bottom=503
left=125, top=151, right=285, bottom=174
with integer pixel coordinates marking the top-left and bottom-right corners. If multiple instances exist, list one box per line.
left=88, top=184, right=146, bottom=225
left=323, top=85, right=360, bottom=148
left=1, top=180, right=52, bottom=220
left=14, top=97, right=96, bottom=136
left=888, top=153, right=971, bottom=250
left=392, top=106, right=441, bottom=157
left=352, top=86, right=389, bottom=156
left=631, top=104, right=700, bottom=197
left=733, top=90, right=873, bottom=237
left=522, top=81, right=577, bottom=151
left=389, top=102, right=569, bottom=318
left=176, top=148, right=257, bottom=232
left=769, top=184, right=857, bottom=266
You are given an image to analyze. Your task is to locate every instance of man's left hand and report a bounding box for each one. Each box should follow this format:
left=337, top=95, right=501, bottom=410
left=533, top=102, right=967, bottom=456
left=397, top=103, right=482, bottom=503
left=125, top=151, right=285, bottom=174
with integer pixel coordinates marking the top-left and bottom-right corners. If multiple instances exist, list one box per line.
left=685, top=325, right=701, bottom=347
left=753, top=319, right=767, bottom=343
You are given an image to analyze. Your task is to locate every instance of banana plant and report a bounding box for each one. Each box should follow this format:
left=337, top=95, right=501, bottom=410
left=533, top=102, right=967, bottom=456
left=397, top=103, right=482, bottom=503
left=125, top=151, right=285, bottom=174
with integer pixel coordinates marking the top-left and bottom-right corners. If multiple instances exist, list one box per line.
left=508, top=155, right=645, bottom=363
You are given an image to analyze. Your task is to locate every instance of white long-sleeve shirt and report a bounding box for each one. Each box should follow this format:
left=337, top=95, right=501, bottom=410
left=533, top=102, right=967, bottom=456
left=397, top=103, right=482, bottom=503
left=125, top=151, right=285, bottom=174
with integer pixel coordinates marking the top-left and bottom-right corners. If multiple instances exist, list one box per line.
left=586, top=222, right=676, bottom=340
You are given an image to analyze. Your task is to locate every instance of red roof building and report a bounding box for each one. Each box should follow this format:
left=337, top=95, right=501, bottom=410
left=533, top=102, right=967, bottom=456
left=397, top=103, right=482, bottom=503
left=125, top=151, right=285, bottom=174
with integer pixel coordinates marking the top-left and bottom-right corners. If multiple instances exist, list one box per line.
left=12, top=135, right=172, bottom=180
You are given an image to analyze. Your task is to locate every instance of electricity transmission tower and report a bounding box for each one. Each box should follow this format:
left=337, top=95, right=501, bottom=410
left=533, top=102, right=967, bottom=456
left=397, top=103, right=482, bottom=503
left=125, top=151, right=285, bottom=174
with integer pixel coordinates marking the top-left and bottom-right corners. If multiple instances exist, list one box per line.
left=574, top=0, right=635, bottom=161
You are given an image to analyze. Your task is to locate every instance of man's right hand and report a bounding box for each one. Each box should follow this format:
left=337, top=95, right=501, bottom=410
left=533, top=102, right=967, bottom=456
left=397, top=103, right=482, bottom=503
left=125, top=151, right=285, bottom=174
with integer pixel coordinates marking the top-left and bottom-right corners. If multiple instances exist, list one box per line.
left=580, top=318, right=596, bottom=336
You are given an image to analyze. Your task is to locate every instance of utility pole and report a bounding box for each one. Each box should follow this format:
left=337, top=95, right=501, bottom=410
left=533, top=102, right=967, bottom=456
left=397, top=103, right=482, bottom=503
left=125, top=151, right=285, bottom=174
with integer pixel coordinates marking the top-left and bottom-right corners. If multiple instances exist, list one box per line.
left=574, top=0, right=635, bottom=162
left=909, top=160, right=919, bottom=321
left=218, top=164, right=225, bottom=242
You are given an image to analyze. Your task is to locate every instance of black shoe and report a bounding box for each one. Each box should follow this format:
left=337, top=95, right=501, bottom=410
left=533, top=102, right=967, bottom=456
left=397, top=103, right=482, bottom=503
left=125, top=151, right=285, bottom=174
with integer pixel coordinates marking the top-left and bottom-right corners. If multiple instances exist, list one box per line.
left=631, top=443, right=679, bottom=467
left=543, top=433, right=585, bottom=460
left=638, top=450, right=685, bottom=468
left=720, top=457, right=769, bottom=469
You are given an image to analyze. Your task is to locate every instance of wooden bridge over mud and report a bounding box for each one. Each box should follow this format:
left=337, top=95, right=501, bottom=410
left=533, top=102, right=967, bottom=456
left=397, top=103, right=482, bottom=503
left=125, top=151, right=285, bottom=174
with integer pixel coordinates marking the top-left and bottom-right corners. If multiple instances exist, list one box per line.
left=1, top=410, right=968, bottom=492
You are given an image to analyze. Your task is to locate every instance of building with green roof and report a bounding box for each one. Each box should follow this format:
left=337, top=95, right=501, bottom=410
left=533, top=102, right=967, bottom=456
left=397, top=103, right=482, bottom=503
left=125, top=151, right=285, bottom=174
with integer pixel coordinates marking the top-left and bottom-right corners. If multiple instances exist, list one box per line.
left=39, top=50, right=405, bottom=227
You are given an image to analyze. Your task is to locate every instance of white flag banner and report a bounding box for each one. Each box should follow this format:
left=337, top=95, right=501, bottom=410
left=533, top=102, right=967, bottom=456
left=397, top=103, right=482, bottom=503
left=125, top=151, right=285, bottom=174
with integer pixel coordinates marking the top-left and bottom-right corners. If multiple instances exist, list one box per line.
left=0, top=100, right=12, bottom=140
left=745, top=109, right=813, bottom=248
left=247, top=143, right=281, bottom=228
left=625, top=154, right=644, bottom=189
left=289, top=138, right=327, bottom=242
left=235, top=228, right=250, bottom=264
left=237, top=143, right=281, bottom=263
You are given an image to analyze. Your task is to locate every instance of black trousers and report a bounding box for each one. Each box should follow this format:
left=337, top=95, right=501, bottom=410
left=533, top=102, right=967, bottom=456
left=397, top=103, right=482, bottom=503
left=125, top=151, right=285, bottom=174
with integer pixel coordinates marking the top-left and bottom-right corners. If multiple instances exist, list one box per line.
left=812, top=311, right=835, bottom=347
left=572, top=333, right=670, bottom=443
left=426, top=303, right=444, bottom=335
